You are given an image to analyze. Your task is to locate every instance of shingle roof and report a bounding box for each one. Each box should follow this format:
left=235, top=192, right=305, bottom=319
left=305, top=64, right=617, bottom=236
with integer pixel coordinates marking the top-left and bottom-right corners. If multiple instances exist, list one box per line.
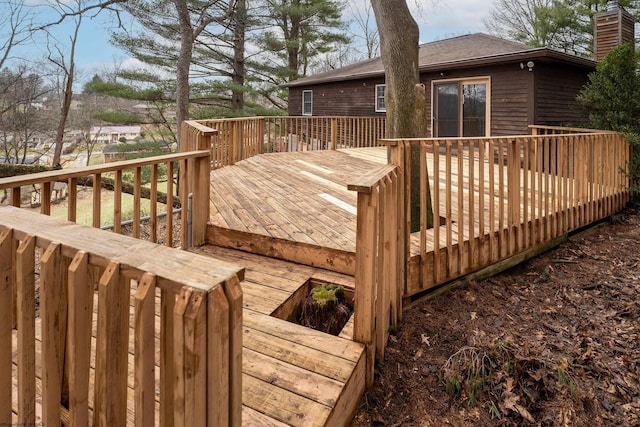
left=284, top=33, right=595, bottom=87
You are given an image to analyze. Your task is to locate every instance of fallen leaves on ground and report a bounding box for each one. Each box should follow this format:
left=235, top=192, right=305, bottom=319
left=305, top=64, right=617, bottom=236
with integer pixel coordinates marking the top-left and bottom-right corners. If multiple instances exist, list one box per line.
left=353, top=207, right=640, bottom=426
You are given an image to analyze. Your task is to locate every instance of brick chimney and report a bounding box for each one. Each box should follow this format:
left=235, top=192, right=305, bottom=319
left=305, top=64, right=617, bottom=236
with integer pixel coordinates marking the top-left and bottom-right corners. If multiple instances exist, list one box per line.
left=594, top=1, right=635, bottom=61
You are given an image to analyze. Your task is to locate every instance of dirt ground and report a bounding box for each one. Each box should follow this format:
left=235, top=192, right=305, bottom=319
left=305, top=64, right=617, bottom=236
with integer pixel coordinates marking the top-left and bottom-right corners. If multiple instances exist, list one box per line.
left=352, top=206, right=640, bottom=427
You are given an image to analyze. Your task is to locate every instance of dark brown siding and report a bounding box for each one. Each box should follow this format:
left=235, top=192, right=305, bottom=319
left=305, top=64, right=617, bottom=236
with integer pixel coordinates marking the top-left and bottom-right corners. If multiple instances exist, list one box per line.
left=420, top=64, right=531, bottom=136
left=288, top=78, right=386, bottom=117
left=287, top=61, right=590, bottom=136
left=534, top=63, right=590, bottom=127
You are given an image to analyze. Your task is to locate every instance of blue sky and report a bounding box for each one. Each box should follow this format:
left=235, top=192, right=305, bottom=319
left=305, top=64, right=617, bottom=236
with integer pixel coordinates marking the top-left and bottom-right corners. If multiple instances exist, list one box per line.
left=5, top=0, right=492, bottom=83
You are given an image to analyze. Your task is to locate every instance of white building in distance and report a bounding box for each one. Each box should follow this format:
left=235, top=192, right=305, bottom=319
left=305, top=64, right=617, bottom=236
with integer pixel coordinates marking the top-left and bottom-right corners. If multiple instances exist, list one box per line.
left=89, top=125, right=141, bottom=144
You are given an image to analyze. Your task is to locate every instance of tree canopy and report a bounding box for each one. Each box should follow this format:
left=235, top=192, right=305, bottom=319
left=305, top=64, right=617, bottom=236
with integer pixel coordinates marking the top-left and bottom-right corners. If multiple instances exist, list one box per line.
left=485, top=0, right=639, bottom=57
left=576, top=42, right=640, bottom=194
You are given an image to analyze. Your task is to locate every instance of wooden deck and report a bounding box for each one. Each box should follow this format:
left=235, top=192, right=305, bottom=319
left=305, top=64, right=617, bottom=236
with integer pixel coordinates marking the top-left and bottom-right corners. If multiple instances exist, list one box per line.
left=10, top=245, right=365, bottom=426
left=192, top=246, right=365, bottom=426
left=208, top=147, right=512, bottom=270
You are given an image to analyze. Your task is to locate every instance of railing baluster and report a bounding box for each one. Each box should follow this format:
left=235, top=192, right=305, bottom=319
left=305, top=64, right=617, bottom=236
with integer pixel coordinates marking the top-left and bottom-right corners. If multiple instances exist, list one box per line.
left=68, top=177, right=77, bottom=222
left=135, top=273, right=157, bottom=427
left=95, top=261, right=130, bottom=426
left=114, top=170, right=122, bottom=234
left=134, top=166, right=142, bottom=239
left=166, top=161, right=174, bottom=247
left=0, top=229, right=12, bottom=425
left=41, top=181, right=51, bottom=215
left=41, top=242, right=63, bottom=426
left=93, top=173, right=101, bottom=228
left=457, top=140, right=465, bottom=273
left=446, top=141, right=454, bottom=274
left=16, top=235, right=36, bottom=426
left=432, top=141, right=441, bottom=284
left=68, top=251, right=91, bottom=427
left=150, top=165, right=158, bottom=243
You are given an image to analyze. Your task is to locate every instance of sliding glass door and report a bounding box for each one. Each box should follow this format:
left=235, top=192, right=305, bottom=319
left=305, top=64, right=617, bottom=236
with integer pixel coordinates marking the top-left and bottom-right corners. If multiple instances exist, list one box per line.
left=433, top=78, right=489, bottom=138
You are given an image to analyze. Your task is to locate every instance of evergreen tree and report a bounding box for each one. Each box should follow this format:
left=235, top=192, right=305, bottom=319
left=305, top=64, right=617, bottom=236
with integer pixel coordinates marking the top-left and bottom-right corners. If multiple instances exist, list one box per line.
left=255, top=0, right=349, bottom=82
left=576, top=42, right=640, bottom=195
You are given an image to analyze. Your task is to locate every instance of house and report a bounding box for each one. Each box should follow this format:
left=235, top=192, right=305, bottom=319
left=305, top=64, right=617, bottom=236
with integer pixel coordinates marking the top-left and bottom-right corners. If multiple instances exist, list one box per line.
left=89, top=125, right=142, bottom=144
left=285, top=5, right=634, bottom=137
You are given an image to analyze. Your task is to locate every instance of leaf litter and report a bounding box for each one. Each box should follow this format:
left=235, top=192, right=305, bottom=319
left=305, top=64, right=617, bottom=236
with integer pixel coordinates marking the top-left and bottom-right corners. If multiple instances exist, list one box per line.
left=353, top=207, right=640, bottom=426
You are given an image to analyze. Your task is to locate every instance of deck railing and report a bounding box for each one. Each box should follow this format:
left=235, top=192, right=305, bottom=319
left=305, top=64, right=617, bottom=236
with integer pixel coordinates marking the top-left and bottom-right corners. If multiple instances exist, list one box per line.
left=348, top=164, right=404, bottom=388
left=0, top=150, right=211, bottom=248
left=194, top=116, right=386, bottom=168
left=385, top=131, right=631, bottom=297
left=0, top=207, right=243, bottom=426
left=529, top=124, right=618, bottom=135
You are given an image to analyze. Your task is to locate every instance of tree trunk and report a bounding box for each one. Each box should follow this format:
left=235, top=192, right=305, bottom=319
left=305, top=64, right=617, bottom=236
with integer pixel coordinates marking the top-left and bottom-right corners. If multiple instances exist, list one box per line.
left=174, top=0, right=194, bottom=149
left=232, top=0, right=246, bottom=110
left=371, top=0, right=433, bottom=231
left=52, top=16, right=81, bottom=167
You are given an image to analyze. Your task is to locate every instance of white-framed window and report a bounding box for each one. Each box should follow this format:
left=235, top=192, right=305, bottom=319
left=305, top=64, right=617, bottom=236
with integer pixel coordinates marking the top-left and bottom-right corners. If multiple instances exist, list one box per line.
left=302, top=90, right=313, bottom=115
left=375, top=84, right=386, bottom=112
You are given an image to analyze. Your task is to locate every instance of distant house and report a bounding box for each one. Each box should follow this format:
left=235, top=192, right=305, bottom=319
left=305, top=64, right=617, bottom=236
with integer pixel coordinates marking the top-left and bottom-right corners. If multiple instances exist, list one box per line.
left=90, top=125, right=142, bottom=144
left=284, top=6, right=634, bottom=138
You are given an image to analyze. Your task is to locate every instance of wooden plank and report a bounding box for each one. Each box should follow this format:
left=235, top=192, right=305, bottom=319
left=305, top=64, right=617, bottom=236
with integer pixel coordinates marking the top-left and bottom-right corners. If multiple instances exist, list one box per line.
left=68, top=177, right=77, bottom=223
left=150, top=164, right=158, bottom=243
left=172, top=287, right=191, bottom=427
left=353, top=191, right=377, bottom=388
left=243, top=326, right=355, bottom=383
left=41, top=181, right=51, bottom=216
left=95, top=261, right=129, bottom=426
left=114, top=169, right=122, bottom=234
left=184, top=291, right=206, bottom=427
left=68, top=251, right=91, bottom=427
left=16, top=235, right=36, bottom=426
left=207, top=286, right=230, bottom=427
left=40, top=242, right=63, bottom=426
left=160, top=288, right=175, bottom=427
left=243, top=348, right=344, bottom=407
left=134, top=166, right=142, bottom=239
left=0, top=229, right=12, bottom=425
left=324, top=350, right=366, bottom=426
left=134, top=273, right=156, bottom=427
left=223, top=275, right=243, bottom=427
left=179, top=159, right=188, bottom=249
left=166, top=161, right=174, bottom=247
left=242, top=406, right=289, bottom=427
left=242, top=375, right=330, bottom=427
left=93, top=173, right=101, bottom=228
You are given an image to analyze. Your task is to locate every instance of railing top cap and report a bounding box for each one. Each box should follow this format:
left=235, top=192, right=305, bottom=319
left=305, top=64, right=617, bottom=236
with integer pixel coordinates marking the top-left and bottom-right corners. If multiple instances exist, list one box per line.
left=0, top=206, right=244, bottom=293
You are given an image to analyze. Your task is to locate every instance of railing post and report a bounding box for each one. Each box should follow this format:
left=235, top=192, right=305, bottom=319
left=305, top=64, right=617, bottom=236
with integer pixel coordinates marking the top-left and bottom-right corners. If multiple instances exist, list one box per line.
left=231, top=121, right=241, bottom=164
left=507, top=139, right=521, bottom=254
left=0, top=229, right=12, bottom=424
left=387, top=142, right=408, bottom=311
left=190, top=153, right=211, bottom=247
left=331, top=117, right=337, bottom=150
left=353, top=190, right=377, bottom=389
left=258, top=118, right=265, bottom=154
